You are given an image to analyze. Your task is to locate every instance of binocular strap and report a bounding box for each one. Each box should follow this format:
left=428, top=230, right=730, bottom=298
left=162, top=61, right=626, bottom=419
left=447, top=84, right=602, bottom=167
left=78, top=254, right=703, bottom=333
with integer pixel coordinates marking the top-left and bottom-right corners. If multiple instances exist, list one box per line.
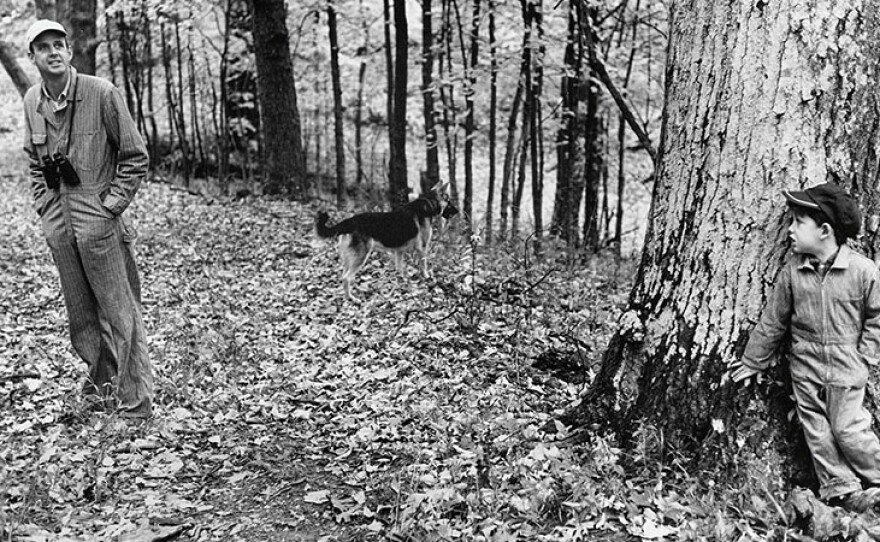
left=32, top=74, right=78, bottom=167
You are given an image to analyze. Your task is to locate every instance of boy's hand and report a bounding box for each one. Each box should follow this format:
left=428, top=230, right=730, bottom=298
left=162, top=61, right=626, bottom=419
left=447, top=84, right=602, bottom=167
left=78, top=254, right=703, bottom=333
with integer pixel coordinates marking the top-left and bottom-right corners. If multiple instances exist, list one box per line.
left=728, top=361, right=761, bottom=383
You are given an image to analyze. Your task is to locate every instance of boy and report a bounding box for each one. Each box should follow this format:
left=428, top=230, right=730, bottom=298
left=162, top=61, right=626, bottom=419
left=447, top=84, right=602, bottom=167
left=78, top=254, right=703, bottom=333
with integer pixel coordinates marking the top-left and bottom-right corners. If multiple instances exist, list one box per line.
left=730, top=182, right=880, bottom=512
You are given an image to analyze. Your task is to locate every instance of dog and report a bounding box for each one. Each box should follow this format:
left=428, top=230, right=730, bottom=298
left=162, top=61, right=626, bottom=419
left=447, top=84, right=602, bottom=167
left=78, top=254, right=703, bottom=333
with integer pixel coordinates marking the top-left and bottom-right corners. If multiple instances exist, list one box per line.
left=316, top=191, right=459, bottom=301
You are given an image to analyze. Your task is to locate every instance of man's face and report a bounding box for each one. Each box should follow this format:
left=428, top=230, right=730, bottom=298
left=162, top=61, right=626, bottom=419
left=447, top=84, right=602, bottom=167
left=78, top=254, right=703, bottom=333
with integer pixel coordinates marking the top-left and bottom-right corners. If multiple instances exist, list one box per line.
left=788, top=212, right=827, bottom=256
left=28, top=31, right=72, bottom=78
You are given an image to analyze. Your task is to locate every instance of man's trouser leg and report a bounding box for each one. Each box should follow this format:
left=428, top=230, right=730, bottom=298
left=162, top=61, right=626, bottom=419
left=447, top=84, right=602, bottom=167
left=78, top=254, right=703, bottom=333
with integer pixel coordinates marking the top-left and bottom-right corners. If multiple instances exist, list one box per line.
left=47, top=208, right=153, bottom=417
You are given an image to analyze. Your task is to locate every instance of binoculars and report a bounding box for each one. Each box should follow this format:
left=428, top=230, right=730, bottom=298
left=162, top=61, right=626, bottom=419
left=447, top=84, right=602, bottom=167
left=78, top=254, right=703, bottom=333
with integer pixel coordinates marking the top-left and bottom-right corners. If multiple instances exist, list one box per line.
left=41, top=152, right=81, bottom=190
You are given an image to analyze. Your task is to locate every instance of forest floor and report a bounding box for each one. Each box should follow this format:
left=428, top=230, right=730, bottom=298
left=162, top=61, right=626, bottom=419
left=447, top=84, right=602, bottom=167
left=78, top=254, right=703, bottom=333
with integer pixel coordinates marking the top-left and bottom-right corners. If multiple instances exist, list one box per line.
left=0, top=172, right=799, bottom=542
left=0, top=173, right=630, bottom=542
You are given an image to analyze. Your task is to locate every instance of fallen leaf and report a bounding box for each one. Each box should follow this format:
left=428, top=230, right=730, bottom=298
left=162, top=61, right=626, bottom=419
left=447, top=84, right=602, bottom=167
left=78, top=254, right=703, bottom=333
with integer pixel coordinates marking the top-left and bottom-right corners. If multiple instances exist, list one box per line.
left=304, top=490, right=330, bottom=504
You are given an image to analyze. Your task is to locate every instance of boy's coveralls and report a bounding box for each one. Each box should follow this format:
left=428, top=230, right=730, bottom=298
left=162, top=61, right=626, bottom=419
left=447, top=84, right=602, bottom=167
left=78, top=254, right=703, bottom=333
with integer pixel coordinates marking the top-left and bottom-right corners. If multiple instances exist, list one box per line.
left=743, top=245, right=880, bottom=499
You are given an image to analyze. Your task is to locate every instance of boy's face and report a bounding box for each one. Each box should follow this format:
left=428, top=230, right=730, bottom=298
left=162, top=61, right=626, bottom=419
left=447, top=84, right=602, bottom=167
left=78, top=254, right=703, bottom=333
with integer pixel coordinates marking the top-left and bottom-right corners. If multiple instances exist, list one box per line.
left=788, top=213, right=828, bottom=256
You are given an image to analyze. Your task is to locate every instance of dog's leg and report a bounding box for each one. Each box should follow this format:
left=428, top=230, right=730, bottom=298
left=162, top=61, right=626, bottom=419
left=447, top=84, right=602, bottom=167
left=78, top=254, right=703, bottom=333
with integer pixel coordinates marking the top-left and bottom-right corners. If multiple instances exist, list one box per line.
left=340, top=236, right=372, bottom=302
left=392, top=251, right=407, bottom=277
left=420, top=225, right=434, bottom=279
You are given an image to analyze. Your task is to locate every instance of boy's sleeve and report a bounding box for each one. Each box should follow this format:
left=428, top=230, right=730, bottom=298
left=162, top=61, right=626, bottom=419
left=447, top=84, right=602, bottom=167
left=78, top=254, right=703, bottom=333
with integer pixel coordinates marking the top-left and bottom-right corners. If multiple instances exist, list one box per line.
left=741, top=263, right=793, bottom=370
left=858, top=268, right=880, bottom=365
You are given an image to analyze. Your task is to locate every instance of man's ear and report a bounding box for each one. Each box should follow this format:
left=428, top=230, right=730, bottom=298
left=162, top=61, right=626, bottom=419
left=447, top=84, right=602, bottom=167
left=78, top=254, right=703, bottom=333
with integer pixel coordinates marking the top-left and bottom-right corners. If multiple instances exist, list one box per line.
left=821, top=223, right=834, bottom=238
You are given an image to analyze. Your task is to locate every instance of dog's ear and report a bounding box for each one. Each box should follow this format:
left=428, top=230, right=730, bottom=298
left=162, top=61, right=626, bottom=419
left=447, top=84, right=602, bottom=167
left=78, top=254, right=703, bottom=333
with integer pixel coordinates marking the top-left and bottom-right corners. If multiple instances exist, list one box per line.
left=430, top=180, right=449, bottom=194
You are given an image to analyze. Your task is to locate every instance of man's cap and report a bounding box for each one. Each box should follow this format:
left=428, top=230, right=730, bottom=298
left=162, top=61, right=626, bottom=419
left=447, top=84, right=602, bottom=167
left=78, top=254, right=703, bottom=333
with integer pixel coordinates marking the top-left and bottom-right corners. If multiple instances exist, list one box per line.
left=783, top=182, right=861, bottom=238
left=26, top=19, right=68, bottom=50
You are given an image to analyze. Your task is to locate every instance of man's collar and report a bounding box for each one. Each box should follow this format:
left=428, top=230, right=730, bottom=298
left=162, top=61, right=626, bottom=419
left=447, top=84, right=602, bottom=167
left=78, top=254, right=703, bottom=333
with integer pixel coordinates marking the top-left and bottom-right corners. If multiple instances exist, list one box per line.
left=40, top=67, right=77, bottom=102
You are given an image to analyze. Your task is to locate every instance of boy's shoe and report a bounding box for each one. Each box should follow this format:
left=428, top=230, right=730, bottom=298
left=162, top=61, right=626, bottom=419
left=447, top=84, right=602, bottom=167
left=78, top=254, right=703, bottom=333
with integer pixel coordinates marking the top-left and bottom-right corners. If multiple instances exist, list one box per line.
left=831, top=488, right=880, bottom=513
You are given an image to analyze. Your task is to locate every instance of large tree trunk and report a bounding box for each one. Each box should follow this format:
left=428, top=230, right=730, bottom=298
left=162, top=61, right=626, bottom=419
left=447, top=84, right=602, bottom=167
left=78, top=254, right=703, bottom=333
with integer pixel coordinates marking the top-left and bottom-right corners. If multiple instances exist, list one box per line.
left=387, top=0, right=410, bottom=206
left=250, top=0, right=308, bottom=198
left=567, top=0, right=880, bottom=473
left=550, top=3, right=585, bottom=246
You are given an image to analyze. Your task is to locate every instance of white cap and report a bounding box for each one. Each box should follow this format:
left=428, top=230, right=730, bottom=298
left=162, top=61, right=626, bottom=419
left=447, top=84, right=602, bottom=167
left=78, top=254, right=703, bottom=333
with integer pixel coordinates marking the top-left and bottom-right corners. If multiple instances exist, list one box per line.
left=26, top=19, right=68, bottom=50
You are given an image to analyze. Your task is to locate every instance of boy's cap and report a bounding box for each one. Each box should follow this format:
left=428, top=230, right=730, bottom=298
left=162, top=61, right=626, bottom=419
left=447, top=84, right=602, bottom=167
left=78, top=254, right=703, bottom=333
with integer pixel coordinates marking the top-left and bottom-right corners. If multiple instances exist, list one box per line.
left=26, top=20, right=68, bottom=50
left=784, top=182, right=861, bottom=238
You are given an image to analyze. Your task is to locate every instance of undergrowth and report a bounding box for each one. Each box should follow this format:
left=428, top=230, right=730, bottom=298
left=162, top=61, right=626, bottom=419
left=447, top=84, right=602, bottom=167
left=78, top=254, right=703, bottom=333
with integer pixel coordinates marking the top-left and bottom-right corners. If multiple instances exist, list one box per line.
left=1, top=179, right=797, bottom=541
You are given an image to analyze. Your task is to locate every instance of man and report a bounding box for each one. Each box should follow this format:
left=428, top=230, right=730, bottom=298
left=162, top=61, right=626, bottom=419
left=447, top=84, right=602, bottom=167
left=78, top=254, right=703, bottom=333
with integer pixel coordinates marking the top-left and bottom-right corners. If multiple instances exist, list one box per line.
left=22, top=19, right=153, bottom=419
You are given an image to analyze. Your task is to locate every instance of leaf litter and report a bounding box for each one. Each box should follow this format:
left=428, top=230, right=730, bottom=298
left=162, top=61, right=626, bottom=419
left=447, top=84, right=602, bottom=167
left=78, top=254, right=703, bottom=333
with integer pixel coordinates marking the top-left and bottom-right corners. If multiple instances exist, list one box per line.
left=1, top=176, right=806, bottom=541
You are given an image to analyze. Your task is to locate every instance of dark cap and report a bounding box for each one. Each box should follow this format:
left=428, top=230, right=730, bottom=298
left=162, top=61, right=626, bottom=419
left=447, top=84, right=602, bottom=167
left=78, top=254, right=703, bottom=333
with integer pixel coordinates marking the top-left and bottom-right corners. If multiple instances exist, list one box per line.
left=783, top=182, right=861, bottom=239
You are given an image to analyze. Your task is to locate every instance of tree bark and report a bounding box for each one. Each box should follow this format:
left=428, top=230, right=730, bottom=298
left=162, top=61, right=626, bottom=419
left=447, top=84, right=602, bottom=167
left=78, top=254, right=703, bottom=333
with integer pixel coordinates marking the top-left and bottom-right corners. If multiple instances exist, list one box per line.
left=526, top=0, right=544, bottom=253
left=387, top=0, right=410, bottom=206
left=355, top=0, right=368, bottom=186
left=250, top=0, right=308, bottom=198
left=421, top=0, right=441, bottom=192
left=568, top=0, right=880, bottom=477
left=0, top=42, right=32, bottom=96
left=550, top=3, right=585, bottom=246
left=69, top=0, right=97, bottom=75
left=463, top=0, right=481, bottom=228
left=36, top=0, right=97, bottom=75
left=328, top=1, right=347, bottom=207
left=485, top=0, right=497, bottom=244
left=439, top=0, right=459, bottom=207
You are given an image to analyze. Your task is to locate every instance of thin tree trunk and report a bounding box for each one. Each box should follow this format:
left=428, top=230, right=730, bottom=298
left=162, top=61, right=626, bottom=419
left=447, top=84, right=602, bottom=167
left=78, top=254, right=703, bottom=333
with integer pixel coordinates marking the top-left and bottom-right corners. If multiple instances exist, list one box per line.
left=512, top=106, right=530, bottom=236
left=614, top=0, right=641, bottom=253
left=174, top=18, right=192, bottom=183
left=513, top=4, right=532, bottom=242
left=485, top=0, right=497, bottom=244
left=439, top=0, right=459, bottom=206
left=355, top=0, right=369, bottom=186
left=187, top=38, right=206, bottom=172
left=104, top=3, right=117, bottom=85
left=421, top=0, right=441, bottom=192
left=117, top=12, right=135, bottom=116
left=328, top=1, right=347, bottom=206
left=383, top=0, right=394, bottom=150
left=501, top=70, right=525, bottom=240
left=526, top=0, right=544, bottom=254
left=217, top=0, right=232, bottom=188
left=143, top=3, right=158, bottom=165
left=463, top=0, right=481, bottom=228
left=160, top=21, right=176, bottom=156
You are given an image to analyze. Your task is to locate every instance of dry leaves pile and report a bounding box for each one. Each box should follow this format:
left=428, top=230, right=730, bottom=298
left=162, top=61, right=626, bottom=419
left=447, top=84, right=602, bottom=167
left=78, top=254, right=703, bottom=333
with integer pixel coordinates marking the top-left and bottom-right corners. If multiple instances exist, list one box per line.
left=1, top=177, right=816, bottom=541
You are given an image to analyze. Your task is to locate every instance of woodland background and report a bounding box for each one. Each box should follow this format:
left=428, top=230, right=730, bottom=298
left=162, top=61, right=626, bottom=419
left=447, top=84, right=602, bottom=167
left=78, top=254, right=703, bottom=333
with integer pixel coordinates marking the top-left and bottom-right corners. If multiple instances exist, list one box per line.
left=3, top=0, right=878, bottom=540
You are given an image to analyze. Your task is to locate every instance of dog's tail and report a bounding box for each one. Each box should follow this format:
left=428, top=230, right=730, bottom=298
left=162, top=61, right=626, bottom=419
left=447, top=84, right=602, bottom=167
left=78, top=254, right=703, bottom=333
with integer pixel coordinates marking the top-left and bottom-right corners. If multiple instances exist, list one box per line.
left=316, top=211, right=337, bottom=238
